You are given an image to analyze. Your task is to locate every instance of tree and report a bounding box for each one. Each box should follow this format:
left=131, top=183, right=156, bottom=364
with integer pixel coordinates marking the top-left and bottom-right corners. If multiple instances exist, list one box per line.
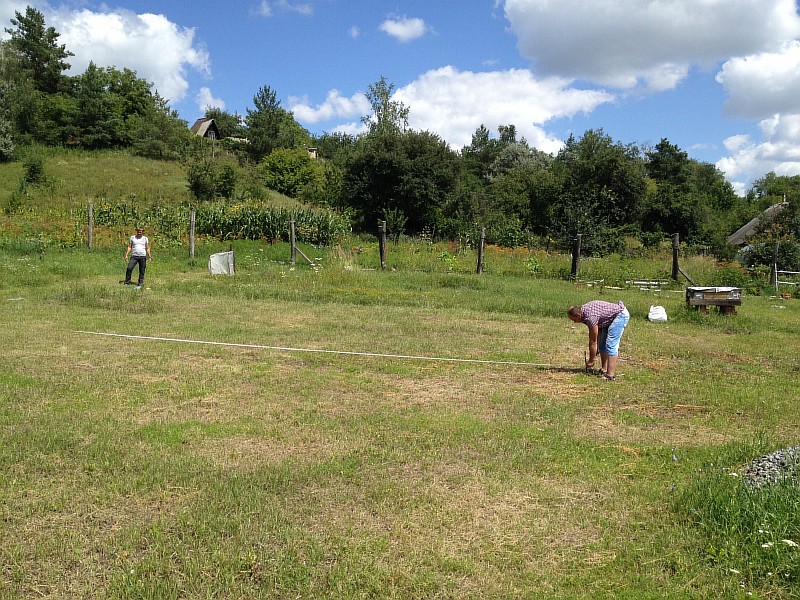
left=344, top=129, right=460, bottom=233
left=245, top=85, right=282, bottom=160
left=260, top=147, right=322, bottom=198
left=71, top=61, right=123, bottom=148
left=0, top=117, right=13, bottom=161
left=187, top=158, right=238, bottom=200
left=5, top=7, right=73, bottom=94
left=557, top=129, right=646, bottom=229
left=129, top=93, right=191, bottom=160
left=313, top=132, right=357, bottom=167
left=461, top=124, right=501, bottom=183
left=361, top=76, right=409, bottom=136
left=645, top=138, right=690, bottom=189
left=244, top=85, right=309, bottom=162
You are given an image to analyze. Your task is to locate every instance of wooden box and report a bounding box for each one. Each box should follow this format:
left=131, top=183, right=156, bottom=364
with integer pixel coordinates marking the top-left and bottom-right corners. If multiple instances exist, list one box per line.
left=686, top=286, right=742, bottom=313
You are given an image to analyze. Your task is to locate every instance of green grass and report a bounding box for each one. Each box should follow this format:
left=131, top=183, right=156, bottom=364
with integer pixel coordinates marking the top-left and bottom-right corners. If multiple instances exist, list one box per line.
left=1, top=242, right=799, bottom=598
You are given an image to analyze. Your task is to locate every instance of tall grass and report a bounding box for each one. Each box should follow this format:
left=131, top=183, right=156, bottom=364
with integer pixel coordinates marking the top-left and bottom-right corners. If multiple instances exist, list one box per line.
left=676, top=439, right=800, bottom=592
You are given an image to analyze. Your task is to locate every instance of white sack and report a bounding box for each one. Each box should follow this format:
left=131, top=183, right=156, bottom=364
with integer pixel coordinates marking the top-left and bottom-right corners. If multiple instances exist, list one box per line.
left=209, top=251, right=235, bottom=275
left=648, top=305, right=667, bottom=322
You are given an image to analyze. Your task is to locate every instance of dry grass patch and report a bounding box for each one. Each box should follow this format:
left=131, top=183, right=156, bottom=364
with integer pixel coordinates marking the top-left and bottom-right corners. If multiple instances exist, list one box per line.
left=281, top=465, right=616, bottom=596
left=574, top=403, right=732, bottom=447
left=5, top=476, right=199, bottom=599
left=193, top=432, right=353, bottom=472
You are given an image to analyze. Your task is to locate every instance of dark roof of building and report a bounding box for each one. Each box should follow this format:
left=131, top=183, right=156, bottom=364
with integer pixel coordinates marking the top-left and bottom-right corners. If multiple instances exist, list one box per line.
left=727, top=202, right=787, bottom=245
left=190, top=118, right=220, bottom=138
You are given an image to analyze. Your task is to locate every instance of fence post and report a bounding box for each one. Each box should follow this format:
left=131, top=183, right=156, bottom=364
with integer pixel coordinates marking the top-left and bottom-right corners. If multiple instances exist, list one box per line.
left=771, top=240, right=779, bottom=291
left=570, top=234, right=581, bottom=278
left=88, top=203, right=93, bottom=250
left=379, top=220, right=387, bottom=270
left=189, top=210, right=196, bottom=259
left=476, top=227, right=485, bottom=274
left=290, top=217, right=297, bottom=265
left=672, top=233, right=680, bottom=281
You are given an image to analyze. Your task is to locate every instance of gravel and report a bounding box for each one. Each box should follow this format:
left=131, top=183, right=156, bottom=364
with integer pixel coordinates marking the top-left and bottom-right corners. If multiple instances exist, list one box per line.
left=743, top=446, right=800, bottom=488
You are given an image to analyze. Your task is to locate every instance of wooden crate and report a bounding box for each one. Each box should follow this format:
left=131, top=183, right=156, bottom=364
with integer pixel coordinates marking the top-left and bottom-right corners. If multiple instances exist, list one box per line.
left=686, top=287, right=742, bottom=313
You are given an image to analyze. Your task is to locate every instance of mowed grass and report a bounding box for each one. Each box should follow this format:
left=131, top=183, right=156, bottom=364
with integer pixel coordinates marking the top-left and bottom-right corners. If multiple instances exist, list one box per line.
left=2, top=243, right=799, bottom=598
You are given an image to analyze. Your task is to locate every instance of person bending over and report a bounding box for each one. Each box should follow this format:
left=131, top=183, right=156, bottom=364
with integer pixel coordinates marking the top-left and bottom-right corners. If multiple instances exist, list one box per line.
left=567, top=300, right=630, bottom=380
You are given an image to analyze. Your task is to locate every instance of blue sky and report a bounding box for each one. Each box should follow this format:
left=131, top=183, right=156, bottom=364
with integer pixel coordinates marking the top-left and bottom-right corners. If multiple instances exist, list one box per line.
left=4, top=0, right=800, bottom=194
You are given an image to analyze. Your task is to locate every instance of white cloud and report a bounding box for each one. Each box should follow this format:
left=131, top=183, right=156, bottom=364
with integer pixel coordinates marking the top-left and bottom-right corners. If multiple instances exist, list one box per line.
left=717, top=41, right=800, bottom=119
left=503, top=0, right=800, bottom=91
left=258, top=1, right=313, bottom=17
left=393, top=66, right=614, bottom=152
left=289, top=89, right=371, bottom=123
left=50, top=8, right=210, bottom=104
left=349, top=25, right=360, bottom=39
left=330, top=121, right=369, bottom=137
left=293, top=67, right=614, bottom=154
left=379, top=16, right=430, bottom=43
left=717, top=114, right=800, bottom=193
left=196, top=87, right=225, bottom=112
left=0, top=1, right=31, bottom=40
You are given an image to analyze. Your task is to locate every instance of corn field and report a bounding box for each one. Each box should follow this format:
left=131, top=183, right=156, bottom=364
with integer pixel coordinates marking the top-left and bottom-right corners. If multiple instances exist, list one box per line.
left=194, top=202, right=351, bottom=246
left=69, top=200, right=351, bottom=246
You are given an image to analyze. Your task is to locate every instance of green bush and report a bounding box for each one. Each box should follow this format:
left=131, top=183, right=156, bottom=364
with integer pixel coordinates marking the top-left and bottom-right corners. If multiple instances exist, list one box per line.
left=23, top=153, right=45, bottom=184
left=260, top=148, right=322, bottom=198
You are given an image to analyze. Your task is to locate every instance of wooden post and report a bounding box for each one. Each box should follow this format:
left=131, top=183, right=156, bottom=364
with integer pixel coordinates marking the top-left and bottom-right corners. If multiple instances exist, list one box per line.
left=379, top=220, right=387, bottom=270
left=672, top=233, right=680, bottom=281
left=290, top=217, right=297, bottom=265
left=477, top=227, right=485, bottom=274
left=88, top=203, right=93, bottom=249
left=570, top=234, right=581, bottom=278
left=771, top=240, right=779, bottom=291
left=189, top=210, right=196, bottom=259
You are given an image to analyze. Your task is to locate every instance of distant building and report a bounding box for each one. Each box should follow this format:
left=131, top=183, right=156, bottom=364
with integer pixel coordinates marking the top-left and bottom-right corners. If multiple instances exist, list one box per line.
left=727, top=202, right=788, bottom=246
left=307, top=147, right=318, bottom=159
left=190, top=118, right=221, bottom=140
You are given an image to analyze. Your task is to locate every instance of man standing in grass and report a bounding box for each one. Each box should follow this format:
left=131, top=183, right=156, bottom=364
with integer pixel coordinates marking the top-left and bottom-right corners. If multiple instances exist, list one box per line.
left=567, top=300, right=630, bottom=380
left=123, top=226, right=152, bottom=288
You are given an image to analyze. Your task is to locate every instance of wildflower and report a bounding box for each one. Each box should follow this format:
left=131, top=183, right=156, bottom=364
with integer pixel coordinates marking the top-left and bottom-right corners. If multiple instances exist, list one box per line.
left=782, top=539, right=799, bottom=547
left=729, top=568, right=740, bottom=574
left=762, top=542, right=774, bottom=548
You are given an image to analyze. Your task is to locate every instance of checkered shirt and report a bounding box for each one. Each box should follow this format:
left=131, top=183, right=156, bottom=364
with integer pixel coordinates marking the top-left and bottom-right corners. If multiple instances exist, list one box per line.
left=581, top=300, right=625, bottom=330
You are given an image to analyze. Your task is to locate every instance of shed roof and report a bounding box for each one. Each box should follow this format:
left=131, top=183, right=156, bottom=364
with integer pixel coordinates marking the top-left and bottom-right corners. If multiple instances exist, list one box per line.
left=190, top=118, right=220, bottom=139
left=726, top=202, right=787, bottom=245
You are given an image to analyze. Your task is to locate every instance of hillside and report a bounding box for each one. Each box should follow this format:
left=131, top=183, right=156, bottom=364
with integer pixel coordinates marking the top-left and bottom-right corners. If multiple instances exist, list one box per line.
left=0, top=149, right=192, bottom=211
left=0, top=148, right=315, bottom=248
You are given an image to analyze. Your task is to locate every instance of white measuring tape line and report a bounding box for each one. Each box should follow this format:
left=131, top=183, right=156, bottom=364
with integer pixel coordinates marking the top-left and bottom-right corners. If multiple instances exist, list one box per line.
left=74, top=331, right=556, bottom=368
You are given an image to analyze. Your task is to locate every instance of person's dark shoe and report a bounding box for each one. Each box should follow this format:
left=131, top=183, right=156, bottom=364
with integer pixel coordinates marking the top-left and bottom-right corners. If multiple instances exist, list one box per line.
left=602, top=373, right=616, bottom=381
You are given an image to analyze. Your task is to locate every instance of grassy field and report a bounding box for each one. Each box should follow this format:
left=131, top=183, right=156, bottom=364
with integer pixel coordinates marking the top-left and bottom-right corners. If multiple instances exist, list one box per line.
left=2, top=239, right=799, bottom=598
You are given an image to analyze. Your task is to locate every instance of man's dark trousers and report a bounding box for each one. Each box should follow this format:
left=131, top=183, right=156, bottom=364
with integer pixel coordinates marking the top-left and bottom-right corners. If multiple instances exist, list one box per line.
left=125, top=256, right=146, bottom=285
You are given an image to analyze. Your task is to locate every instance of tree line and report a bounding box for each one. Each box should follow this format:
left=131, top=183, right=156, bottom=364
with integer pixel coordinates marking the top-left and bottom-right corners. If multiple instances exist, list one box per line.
left=2, top=6, right=798, bottom=264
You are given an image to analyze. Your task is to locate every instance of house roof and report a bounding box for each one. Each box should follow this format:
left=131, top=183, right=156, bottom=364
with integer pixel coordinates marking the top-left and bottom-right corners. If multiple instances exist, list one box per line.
left=190, top=118, right=220, bottom=139
left=727, top=202, right=787, bottom=245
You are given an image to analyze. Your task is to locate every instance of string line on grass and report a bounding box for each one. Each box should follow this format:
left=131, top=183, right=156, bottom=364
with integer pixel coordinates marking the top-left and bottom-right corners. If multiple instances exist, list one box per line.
left=75, top=330, right=559, bottom=368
